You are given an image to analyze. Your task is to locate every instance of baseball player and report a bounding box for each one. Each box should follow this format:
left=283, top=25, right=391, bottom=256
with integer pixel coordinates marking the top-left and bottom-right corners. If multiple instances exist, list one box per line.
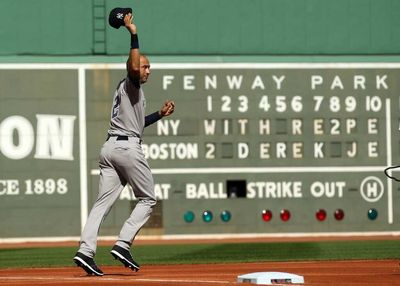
left=73, top=10, right=175, bottom=276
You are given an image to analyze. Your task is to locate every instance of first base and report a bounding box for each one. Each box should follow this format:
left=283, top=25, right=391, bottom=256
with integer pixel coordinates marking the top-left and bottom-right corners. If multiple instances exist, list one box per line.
left=237, top=272, right=304, bottom=285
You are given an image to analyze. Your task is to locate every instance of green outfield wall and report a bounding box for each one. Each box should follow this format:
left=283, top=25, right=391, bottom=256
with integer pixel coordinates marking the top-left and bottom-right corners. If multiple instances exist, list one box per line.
left=1, top=61, right=400, bottom=238
left=1, top=0, right=400, bottom=56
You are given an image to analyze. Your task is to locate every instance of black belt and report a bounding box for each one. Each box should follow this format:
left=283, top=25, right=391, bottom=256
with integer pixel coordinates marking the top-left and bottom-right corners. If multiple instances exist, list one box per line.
left=106, top=135, right=128, bottom=141
left=106, top=135, right=142, bottom=144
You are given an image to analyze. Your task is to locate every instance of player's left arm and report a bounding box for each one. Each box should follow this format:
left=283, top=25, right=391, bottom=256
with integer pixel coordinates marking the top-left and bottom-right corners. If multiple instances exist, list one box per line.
left=145, top=100, right=175, bottom=127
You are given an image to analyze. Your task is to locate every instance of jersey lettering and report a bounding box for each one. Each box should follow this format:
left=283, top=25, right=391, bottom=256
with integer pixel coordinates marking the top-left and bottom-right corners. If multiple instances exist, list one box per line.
left=112, top=94, right=121, bottom=118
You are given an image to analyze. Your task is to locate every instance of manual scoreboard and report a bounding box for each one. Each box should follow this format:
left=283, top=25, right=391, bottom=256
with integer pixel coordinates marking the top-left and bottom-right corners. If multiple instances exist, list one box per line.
left=85, top=63, right=400, bottom=235
left=128, top=63, right=399, bottom=235
left=2, top=62, right=399, bottom=239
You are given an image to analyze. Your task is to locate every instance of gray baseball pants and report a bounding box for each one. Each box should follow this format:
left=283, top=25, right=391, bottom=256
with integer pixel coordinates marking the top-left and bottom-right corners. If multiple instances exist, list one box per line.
left=78, top=136, right=156, bottom=258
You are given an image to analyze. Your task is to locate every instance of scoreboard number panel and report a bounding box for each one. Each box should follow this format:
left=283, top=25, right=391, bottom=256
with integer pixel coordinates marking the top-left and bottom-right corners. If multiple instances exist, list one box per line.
left=117, top=63, right=400, bottom=234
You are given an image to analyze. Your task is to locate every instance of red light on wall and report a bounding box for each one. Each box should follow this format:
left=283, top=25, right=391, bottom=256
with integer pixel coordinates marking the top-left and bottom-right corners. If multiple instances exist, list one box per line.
left=316, top=209, right=327, bottom=221
left=334, top=209, right=345, bottom=221
left=262, top=209, right=273, bottom=222
left=280, top=209, right=291, bottom=222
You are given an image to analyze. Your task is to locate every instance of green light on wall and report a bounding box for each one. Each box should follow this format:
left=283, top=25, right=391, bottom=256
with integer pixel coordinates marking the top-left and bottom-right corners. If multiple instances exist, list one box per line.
left=367, top=208, right=378, bottom=220
left=220, top=210, right=232, bottom=222
left=183, top=211, right=195, bottom=223
left=202, top=210, right=213, bottom=222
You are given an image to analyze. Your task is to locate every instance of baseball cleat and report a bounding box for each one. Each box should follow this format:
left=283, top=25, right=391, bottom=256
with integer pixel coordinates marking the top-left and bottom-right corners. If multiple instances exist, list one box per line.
left=110, top=245, right=140, bottom=271
left=73, top=252, right=104, bottom=276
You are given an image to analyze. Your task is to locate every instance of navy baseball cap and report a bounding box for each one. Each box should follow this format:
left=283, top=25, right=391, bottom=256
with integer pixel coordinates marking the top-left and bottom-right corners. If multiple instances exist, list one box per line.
left=108, top=7, right=132, bottom=29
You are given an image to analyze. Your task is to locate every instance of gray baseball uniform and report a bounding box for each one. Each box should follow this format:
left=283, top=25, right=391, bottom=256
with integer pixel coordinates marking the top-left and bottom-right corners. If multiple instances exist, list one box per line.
left=78, top=76, right=156, bottom=258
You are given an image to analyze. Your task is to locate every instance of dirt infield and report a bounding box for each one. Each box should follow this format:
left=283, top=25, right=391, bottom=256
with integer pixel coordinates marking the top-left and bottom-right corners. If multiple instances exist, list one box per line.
left=0, top=260, right=399, bottom=286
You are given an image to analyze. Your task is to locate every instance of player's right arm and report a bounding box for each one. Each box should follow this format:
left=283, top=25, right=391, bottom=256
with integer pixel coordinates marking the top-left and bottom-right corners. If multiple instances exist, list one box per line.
left=124, top=13, right=140, bottom=87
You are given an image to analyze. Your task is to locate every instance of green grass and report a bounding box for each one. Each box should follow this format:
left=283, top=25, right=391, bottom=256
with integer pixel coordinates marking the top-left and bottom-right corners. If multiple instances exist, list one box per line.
left=0, top=240, right=399, bottom=269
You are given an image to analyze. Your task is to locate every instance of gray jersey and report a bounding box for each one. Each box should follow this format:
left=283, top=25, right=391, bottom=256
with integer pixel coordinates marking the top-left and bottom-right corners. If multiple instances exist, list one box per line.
left=108, top=76, right=146, bottom=138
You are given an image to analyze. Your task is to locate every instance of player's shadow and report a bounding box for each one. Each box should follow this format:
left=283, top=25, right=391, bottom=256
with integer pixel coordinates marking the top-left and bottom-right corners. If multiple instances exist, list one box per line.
left=74, top=272, right=140, bottom=278
left=105, top=272, right=141, bottom=276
